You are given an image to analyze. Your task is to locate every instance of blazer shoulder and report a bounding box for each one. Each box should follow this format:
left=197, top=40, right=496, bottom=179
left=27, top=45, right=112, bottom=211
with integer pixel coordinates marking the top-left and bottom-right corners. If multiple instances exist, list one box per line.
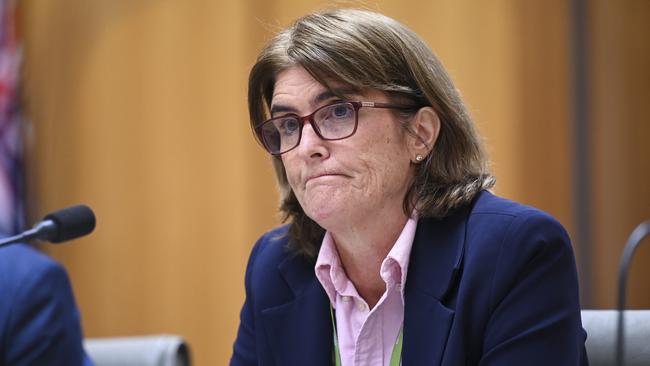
left=0, top=245, right=63, bottom=331
left=461, top=191, right=580, bottom=316
left=0, top=244, right=87, bottom=366
left=0, top=244, right=64, bottom=289
left=470, top=191, right=567, bottom=234
left=248, top=225, right=293, bottom=271
left=244, top=225, right=314, bottom=309
left=464, top=191, right=573, bottom=271
left=457, top=193, right=585, bottom=363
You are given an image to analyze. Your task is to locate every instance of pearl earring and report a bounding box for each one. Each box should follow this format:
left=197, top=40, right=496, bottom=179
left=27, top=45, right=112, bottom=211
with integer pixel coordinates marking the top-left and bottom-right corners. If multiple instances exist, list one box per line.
left=415, top=154, right=424, bottom=162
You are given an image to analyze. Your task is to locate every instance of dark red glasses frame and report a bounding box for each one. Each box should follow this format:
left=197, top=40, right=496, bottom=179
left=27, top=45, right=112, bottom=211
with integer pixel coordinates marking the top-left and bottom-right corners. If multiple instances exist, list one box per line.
left=255, top=101, right=418, bottom=155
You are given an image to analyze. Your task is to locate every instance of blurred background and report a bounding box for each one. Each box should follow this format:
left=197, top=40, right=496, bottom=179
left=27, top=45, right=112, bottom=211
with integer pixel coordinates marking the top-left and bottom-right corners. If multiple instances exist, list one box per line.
left=3, top=0, right=648, bottom=364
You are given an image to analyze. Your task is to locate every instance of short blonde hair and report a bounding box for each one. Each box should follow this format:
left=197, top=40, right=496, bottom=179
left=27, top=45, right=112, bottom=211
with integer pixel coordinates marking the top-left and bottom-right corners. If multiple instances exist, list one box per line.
left=249, top=9, right=495, bottom=259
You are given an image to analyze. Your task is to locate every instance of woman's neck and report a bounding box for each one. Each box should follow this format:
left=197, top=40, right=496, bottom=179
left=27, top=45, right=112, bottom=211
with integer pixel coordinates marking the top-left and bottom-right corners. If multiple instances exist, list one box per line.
left=331, top=211, right=408, bottom=309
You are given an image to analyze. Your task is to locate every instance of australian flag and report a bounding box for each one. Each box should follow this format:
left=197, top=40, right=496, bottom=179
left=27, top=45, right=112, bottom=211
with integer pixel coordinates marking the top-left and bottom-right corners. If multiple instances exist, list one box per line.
left=0, top=0, right=24, bottom=235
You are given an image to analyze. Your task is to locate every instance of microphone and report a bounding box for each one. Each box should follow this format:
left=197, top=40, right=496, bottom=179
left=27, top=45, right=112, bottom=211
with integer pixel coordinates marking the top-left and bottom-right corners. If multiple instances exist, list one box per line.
left=616, top=220, right=650, bottom=366
left=0, top=205, right=96, bottom=248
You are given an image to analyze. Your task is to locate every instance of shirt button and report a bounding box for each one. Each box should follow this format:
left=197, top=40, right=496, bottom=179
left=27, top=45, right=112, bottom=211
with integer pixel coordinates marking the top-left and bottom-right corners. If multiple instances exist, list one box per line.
left=356, top=301, right=366, bottom=311
left=396, top=283, right=402, bottom=291
left=341, top=296, right=351, bottom=302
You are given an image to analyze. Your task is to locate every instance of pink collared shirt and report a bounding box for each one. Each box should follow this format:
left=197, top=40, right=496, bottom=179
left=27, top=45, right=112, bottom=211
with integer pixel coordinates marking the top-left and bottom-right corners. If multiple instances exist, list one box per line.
left=315, top=216, right=418, bottom=366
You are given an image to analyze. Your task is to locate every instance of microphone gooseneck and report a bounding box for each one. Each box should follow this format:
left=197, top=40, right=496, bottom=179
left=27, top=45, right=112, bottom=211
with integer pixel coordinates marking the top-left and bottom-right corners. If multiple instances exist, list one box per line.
left=616, top=220, right=650, bottom=366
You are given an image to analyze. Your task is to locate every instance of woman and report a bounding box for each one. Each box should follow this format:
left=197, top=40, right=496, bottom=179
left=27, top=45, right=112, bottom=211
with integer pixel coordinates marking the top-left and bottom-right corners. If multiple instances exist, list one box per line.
left=232, top=9, right=588, bottom=366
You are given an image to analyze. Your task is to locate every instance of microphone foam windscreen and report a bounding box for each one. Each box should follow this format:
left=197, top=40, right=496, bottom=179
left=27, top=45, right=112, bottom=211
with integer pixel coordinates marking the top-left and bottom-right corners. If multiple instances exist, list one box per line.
left=43, top=205, right=96, bottom=243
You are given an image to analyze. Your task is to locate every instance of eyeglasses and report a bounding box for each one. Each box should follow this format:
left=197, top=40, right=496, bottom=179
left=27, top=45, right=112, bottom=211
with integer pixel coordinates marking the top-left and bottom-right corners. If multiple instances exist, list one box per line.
left=255, top=101, right=418, bottom=155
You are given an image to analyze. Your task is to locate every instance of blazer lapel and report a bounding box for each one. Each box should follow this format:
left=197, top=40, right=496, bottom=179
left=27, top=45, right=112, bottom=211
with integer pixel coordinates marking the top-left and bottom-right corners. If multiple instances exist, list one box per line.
left=261, top=253, right=333, bottom=366
left=402, top=208, right=469, bottom=365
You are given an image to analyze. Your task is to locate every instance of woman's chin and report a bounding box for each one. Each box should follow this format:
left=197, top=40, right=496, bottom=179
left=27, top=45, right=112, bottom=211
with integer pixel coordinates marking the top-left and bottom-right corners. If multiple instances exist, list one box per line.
left=302, top=199, right=352, bottom=231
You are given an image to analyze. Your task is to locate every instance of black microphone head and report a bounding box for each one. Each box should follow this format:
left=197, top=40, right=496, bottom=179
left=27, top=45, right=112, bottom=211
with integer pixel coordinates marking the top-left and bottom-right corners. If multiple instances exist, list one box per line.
left=43, top=205, right=96, bottom=243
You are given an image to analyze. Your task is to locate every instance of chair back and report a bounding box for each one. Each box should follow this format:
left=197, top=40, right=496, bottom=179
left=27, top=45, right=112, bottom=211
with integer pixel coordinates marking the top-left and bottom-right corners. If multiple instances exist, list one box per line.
left=84, top=334, right=190, bottom=366
left=582, top=310, right=650, bottom=366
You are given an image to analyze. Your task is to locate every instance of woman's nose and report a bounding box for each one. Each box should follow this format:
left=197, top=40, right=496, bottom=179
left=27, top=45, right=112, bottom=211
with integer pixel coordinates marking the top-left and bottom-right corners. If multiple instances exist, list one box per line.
left=297, top=121, right=329, bottom=159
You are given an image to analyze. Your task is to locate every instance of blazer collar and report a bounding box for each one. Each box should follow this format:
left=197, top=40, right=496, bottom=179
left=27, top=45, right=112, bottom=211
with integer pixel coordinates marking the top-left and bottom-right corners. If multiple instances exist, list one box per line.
left=262, top=253, right=333, bottom=366
left=402, top=205, right=470, bottom=364
left=407, top=207, right=468, bottom=300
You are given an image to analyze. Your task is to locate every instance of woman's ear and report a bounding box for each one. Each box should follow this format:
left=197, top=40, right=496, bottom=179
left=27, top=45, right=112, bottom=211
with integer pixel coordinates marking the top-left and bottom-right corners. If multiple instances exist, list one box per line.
left=408, top=106, right=440, bottom=159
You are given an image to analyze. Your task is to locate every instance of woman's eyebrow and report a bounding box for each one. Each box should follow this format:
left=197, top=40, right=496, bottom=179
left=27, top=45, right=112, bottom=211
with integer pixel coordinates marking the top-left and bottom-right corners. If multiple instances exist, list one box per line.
left=314, top=88, right=358, bottom=104
left=270, top=88, right=358, bottom=116
left=269, top=104, right=296, bottom=115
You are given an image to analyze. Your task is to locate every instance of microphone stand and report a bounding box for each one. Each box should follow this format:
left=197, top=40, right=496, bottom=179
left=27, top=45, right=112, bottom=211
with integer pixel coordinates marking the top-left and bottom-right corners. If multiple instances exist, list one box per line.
left=616, top=220, right=650, bottom=366
left=0, top=221, right=57, bottom=248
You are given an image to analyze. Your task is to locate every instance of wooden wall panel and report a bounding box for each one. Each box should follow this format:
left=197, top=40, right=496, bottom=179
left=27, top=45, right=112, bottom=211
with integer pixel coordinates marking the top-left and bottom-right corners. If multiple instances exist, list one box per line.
left=590, top=0, right=650, bottom=308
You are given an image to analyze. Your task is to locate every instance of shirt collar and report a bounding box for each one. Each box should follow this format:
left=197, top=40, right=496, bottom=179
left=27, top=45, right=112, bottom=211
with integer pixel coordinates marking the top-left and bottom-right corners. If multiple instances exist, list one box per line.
left=314, top=231, right=342, bottom=305
left=314, top=214, right=419, bottom=306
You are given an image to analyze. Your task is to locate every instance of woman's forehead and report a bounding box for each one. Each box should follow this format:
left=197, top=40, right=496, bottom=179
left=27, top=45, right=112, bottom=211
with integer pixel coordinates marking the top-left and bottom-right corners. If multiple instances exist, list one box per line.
left=270, top=67, right=364, bottom=111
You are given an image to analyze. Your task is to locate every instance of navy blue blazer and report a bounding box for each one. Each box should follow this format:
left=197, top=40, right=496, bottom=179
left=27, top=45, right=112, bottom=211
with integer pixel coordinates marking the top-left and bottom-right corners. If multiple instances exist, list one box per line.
left=0, top=244, right=92, bottom=366
left=231, top=191, right=588, bottom=365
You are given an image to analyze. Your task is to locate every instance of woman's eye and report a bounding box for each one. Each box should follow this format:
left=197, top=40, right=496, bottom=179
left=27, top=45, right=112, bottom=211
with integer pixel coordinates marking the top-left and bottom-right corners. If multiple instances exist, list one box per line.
left=281, top=118, right=300, bottom=134
left=332, top=104, right=353, bottom=118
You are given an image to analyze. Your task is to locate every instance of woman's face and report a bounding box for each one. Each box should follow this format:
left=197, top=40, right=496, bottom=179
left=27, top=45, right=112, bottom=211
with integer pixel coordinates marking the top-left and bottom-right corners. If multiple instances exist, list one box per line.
left=273, top=66, right=415, bottom=232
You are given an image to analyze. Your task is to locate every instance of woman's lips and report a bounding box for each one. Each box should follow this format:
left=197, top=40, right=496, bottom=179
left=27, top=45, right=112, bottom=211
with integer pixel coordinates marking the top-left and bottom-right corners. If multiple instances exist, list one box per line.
left=305, top=173, right=347, bottom=186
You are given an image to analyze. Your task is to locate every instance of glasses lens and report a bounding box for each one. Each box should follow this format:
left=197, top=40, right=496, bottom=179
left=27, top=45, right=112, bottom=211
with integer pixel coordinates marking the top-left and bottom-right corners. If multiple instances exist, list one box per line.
left=313, top=102, right=356, bottom=139
left=259, top=116, right=301, bottom=154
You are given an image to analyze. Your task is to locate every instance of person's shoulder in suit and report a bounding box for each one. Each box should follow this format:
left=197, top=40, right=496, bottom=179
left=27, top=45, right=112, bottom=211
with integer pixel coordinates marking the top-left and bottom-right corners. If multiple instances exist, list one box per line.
left=246, top=224, right=293, bottom=272
left=457, top=191, right=588, bottom=365
left=466, top=190, right=573, bottom=262
left=0, top=243, right=92, bottom=366
left=243, top=225, right=312, bottom=305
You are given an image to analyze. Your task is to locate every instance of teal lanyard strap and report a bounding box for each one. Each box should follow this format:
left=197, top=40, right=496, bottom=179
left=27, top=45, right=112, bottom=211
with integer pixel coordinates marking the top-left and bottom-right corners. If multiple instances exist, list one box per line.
left=330, top=304, right=403, bottom=366
left=330, top=305, right=342, bottom=366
